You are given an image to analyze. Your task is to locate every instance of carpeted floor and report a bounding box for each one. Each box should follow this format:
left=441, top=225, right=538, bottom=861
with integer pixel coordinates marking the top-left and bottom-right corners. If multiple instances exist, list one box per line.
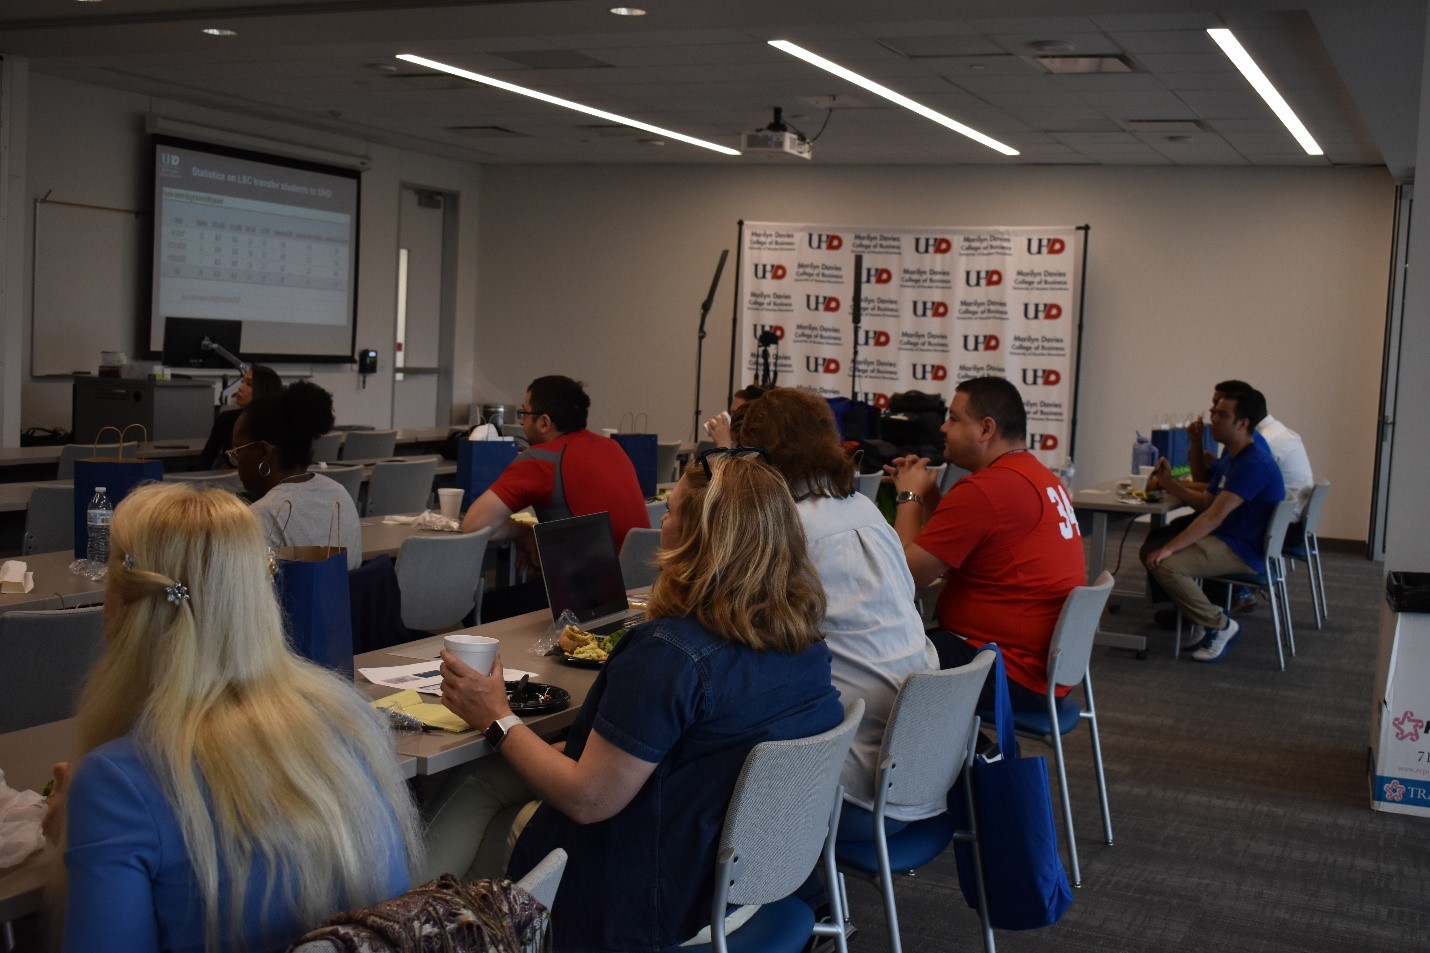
left=842, top=530, right=1430, bottom=953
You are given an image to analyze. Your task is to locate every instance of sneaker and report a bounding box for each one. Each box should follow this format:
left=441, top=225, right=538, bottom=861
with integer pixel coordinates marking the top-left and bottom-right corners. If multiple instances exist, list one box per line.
left=1191, top=619, right=1241, bottom=662
left=1180, top=623, right=1209, bottom=650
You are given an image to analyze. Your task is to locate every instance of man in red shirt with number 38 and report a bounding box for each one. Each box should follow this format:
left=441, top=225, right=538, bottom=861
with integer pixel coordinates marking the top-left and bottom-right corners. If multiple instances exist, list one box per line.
left=888, top=375, right=1085, bottom=713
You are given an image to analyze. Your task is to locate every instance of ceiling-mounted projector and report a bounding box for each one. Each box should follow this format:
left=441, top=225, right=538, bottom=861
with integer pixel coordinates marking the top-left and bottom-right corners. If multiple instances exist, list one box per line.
left=743, top=107, right=812, bottom=159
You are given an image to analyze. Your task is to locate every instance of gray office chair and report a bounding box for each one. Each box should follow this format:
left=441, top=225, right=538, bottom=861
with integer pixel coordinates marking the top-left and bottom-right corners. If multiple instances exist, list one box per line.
left=856, top=471, right=882, bottom=502
left=0, top=606, right=106, bottom=732
left=1284, top=481, right=1331, bottom=628
left=167, top=470, right=242, bottom=492
left=364, top=457, right=437, bottom=517
left=340, top=429, right=398, bottom=460
left=657, top=441, right=681, bottom=483
left=395, top=528, right=492, bottom=632
left=618, top=527, right=662, bottom=590
left=1192, top=498, right=1299, bottom=670
left=57, top=442, right=139, bottom=480
left=313, top=464, right=364, bottom=505
left=645, top=498, right=666, bottom=528
left=940, top=462, right=969, bottom=494
left=310, top=432, right=344, bottom=464
left=22, top=484, right=75, bottom=555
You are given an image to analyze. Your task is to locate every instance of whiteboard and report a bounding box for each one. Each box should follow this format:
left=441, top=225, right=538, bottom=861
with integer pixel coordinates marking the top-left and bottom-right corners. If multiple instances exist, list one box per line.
left=31, top=200, right=147, bottom=376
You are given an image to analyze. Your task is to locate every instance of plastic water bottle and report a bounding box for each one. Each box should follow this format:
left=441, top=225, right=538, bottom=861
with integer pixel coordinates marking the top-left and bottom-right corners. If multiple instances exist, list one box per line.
left=1057, top=457, right=1075, bottom=489
left=86, top=487, right=112, bottom=576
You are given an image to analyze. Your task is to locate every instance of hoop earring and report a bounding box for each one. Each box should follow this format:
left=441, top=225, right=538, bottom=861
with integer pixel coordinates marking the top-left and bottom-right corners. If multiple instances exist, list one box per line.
left=258, top=461, right=271, bottom=478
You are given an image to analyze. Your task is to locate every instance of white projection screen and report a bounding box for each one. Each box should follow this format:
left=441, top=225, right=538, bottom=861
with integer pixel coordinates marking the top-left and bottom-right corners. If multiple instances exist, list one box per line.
left=148, top=136, right=361, bottom=364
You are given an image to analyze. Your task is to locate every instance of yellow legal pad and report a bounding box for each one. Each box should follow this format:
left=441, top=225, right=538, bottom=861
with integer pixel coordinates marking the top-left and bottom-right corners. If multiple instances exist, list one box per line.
left=372, top=689, right=473, bottom=733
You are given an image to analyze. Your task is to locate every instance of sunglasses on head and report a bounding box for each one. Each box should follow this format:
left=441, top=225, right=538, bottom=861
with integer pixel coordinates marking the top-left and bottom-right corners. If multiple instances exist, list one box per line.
left=697, top=446, right=769, bottom=479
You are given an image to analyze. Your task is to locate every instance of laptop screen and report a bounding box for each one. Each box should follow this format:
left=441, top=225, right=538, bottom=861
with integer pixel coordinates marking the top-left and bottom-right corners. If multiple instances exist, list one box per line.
left=534, top=512, right=630, bottom=625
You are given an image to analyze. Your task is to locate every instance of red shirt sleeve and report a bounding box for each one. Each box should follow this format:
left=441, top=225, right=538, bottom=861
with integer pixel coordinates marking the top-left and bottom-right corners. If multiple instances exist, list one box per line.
left=915, top=478, right=998, bottom=569
left=489, top=455, right=554, bottom=512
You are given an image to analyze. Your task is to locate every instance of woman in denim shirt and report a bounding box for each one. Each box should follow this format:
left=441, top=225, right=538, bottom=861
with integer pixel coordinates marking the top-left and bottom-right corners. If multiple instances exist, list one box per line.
left=438, top=453, right=843, bottom=952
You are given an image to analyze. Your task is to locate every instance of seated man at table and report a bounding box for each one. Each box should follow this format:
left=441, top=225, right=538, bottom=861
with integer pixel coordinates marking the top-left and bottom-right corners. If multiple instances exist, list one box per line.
left=1143, top=387, right=1285, bottom=663
left=887, top=375, right=1085, bottom=713
left=459, top=375, right=647, bottom=552
left=1188, top=379, right=1313, bottom=518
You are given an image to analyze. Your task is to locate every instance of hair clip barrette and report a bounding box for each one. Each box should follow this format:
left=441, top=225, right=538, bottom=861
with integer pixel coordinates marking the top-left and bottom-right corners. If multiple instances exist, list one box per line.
left=165, top=581, right=190, bottom=606
left=122, top=553, right=135, bottom=571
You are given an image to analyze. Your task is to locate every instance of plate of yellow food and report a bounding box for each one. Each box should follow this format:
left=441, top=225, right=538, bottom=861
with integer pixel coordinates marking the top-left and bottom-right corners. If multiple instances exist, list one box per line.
left=557, top=623, right=628, bottom=667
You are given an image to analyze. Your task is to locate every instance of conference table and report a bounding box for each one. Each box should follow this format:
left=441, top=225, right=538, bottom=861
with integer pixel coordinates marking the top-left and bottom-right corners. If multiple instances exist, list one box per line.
left=1073, top=479, right=1184, bottom=655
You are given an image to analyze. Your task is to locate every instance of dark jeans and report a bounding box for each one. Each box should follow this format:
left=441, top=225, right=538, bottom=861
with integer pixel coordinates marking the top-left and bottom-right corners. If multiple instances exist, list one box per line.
left=927, top=628, right=1051, bottom=715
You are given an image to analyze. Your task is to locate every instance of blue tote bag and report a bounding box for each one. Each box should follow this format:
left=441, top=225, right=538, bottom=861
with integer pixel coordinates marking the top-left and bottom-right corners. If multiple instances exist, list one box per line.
left=269, top=502, right=353, bottom=674
left=612, top=414, right=658, bottom=498
left=951, top=644, right=1074, bottom=930
left=456, top=433, right=519, bottom=509
left=71, top=426, right=165, bottom=558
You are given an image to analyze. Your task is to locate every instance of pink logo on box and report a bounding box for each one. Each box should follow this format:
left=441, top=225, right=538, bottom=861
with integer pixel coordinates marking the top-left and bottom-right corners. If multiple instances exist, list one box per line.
left=1383, top=779, right=1406, bottom=803
left=1392, top=710, right=1424, bottom=742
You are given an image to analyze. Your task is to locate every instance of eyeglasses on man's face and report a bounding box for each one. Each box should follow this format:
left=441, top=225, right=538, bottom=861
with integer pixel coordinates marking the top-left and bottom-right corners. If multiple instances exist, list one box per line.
left=514, top=407, right=542, bottom=420
left=224, top=439, right=264, bottom=467
left=697, top=446, right=769, bottom=479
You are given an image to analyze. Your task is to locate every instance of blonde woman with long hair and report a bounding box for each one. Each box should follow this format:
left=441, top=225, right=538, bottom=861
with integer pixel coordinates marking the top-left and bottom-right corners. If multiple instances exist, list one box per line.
left=436, top=452, right=842, bottom=952
left=53, top=482, right=421, bottom=953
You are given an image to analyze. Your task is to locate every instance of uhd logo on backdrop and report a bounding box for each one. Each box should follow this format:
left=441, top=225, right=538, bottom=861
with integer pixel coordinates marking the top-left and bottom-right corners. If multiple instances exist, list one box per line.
left=805, top=295, right=841, bottom=313
left=911, top=301, right=949, bottom=318
left=911, top=364, right=948, bottom=382
left=1028, top=434, right=1059, bottom=451
left=913, top=236, right=953, bottom=255
left=1027, top=237, right=1066, bottom=255
left=806, top=356, right=841, bottom=374
left=752, top=263, right=787, bottom=280
left=863, top=266, right=893, bottom=285
left=965, top=269, right=1003, bottom=287
left=808, top=233, right=843, bottom=251
left=1023, top=302, right=1063, bottom=320
left=1022, top=368, right=1062, bottom=387
left=962, top=334, right=1000, bottom=352
left=753, top=324, right=785, bottom=341
left=855, top=392, right=890, bottom=410
left=856, top=329, right=891, bottom=347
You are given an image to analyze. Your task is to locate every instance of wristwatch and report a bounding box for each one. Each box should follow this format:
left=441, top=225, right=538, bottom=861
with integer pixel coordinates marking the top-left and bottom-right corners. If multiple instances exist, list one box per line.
left=484, top=714, right=524, bottom=750
left=895, top=491, right=924, bottom=505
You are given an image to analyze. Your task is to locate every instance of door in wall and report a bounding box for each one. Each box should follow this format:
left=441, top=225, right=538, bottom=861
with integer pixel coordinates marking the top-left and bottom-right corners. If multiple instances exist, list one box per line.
left=392, top=187, right=453, bottom=428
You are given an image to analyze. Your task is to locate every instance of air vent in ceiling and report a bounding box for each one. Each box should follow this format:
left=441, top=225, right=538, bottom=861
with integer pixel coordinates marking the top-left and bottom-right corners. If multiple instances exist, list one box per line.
left=1121, top=120, right=1208, bottom=134
left=446, top=126, right=529, bottom=138
left=1037, top=55, right=1137, bottom=74
left=493, top=50, right=612, bottom=70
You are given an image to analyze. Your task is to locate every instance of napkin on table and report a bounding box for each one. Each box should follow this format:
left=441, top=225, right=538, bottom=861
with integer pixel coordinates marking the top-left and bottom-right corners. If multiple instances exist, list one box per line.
left=0, top=560, right=33, bottom=594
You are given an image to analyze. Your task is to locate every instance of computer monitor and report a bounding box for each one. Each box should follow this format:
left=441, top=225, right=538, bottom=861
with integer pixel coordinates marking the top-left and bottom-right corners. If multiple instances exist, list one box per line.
left=161, top=317, right=243, bottom=369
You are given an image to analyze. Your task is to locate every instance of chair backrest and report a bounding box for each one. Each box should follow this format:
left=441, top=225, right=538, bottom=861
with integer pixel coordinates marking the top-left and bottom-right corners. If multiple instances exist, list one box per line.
left=656, top=441, right=681, bottom=483
left=57, top=442, right=139, bottom=479
left=717, top=698, right=863, bottom=907
left=515, top=847, right=568, bottom=910
left=1045, top=570, right=1115, bottom=691
left=856, top=471, right=882, bottom=502
left=311, top=432, right=344, bottom=464
left=340, top=429, right=398, bottom=460
left=314, top=465, right=364, bottom=505
left=1301, top=481, right=1330, bottom=535
left=618, top=527, right=663, bottom=590
left=395, top=529, right=492, bottom=631
left=167, top=470, right=242, bottom=492
left=23, top=483, right=75, bottom=555
left=927, top=463, right=947, bottom=489
left=364, top=458, right=437, bottom=516
left=878, top=652, right=994, bottom=809
left=645, top=498, right=666, bottom=528
left=1262, top=498, right=1300, bottom=561
left=940, top=462, right=970, bottom=493
left=0, top=606, right=106, bottom=732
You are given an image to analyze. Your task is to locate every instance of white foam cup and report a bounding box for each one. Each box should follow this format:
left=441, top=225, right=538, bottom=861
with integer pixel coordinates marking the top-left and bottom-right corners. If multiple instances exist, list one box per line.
left=437, top=487, right=464, bottom=520
left=444, top=634, right=499, bottom=675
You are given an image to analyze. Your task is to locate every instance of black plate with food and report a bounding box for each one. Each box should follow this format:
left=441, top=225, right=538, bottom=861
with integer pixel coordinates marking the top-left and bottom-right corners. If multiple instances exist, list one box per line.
left=558, top=653, right=605, bottom=669
left=505, top=679, right=571, bottom=714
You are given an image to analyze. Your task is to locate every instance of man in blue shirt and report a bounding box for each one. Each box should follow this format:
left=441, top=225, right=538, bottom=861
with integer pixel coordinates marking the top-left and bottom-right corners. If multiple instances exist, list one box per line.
left=1144, top=388, right=1285, bottom=662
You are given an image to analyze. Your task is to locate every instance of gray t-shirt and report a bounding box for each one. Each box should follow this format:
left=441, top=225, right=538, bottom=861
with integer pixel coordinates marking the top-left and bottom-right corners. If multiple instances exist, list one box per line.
left=251, top=474, right=363, bottom=570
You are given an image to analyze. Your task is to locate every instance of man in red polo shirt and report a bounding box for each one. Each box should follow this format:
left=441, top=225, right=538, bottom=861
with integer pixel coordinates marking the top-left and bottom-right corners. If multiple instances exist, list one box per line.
left=460, top=375, right=648, bottom=552
left=888, top=375, right=1085, bottom=712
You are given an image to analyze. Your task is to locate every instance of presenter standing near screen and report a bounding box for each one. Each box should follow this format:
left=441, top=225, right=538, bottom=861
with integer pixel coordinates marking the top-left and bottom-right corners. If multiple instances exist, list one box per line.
left=197, top=364, right=281, bottom=470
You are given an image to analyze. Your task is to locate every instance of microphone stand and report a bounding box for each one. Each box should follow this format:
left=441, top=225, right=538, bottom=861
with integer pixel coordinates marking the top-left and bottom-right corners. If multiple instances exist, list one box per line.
left=849, top=254, right=863, bottom=400
left=691, top=249, right=730, bottom=443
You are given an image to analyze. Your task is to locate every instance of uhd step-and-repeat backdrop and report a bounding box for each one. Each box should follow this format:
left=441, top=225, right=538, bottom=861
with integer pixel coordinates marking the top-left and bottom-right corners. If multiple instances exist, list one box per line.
left=735, top=223, right=1081, bottom=467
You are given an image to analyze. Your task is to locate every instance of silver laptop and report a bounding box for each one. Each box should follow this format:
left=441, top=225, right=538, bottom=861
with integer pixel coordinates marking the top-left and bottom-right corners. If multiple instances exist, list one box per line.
left=534, top=512, right=644, bottom=634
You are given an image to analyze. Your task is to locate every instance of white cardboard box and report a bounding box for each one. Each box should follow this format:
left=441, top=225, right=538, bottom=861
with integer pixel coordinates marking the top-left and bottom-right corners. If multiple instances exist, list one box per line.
left=1370, top=597, right=1430, bottom=816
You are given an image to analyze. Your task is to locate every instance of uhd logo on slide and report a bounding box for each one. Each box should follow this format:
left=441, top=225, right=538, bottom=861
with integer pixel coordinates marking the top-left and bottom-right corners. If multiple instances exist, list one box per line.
left=965, top=269, right=1002, bottom=287
left=961, top=334, right=1000, bottom=352
left=161, top=152, right=180, bottom=167
left=806, top=356, right=841, bottom=374
left=808, top=233, right=843, bottom=251
left=911, top=301, right=949, bottom=318
left=863, top=266, right=893, bottom=285
left=914, top=236, right=952, bottom=255
left=1028, top=434, right=1059, bottom=451
left=752, top=263, right=787, bottom=280
left=753, top=324, right=784, bottom=341
left=856, top=329, right=891, bottom=348
left=805, top=295, right=841, bottom=313
left=911, top=364, right=948, bottom=382
left=1021, top=368, right=1061, bottom=387
left=1023, top=303, right=1063, bottom=320
left=1027, top=237, right=1066, bottom=255
left=855, top=392, right=890, bottom=410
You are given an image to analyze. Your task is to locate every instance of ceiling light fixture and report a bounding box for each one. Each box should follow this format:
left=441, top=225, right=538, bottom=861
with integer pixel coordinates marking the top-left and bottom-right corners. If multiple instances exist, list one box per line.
left=395, top=54, right=739, bottom=156
left=1206, top=28, right=1322, bottom=156
left=768, top=39, right=1018, bottom=156
left=610, top=6, right=646, bottom=15
left=201, top=27, right=236, bottom=36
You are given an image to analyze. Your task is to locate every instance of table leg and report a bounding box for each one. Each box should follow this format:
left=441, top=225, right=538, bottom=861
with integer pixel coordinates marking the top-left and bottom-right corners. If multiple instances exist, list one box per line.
left=1083, top=508, right=1148, bottom=655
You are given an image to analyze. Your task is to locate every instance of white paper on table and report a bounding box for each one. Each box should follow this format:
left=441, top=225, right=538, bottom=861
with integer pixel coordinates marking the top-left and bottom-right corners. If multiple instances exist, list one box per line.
left=358, top=661, right=541, bottom=695
left=0, top=560, right=33, bottom=594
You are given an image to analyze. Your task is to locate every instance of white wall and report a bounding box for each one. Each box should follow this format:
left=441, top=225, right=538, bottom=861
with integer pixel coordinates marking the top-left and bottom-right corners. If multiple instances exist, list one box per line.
left=474, top=163, right=1393, bottom=541
left=14, top=74, right=482, bottom=432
